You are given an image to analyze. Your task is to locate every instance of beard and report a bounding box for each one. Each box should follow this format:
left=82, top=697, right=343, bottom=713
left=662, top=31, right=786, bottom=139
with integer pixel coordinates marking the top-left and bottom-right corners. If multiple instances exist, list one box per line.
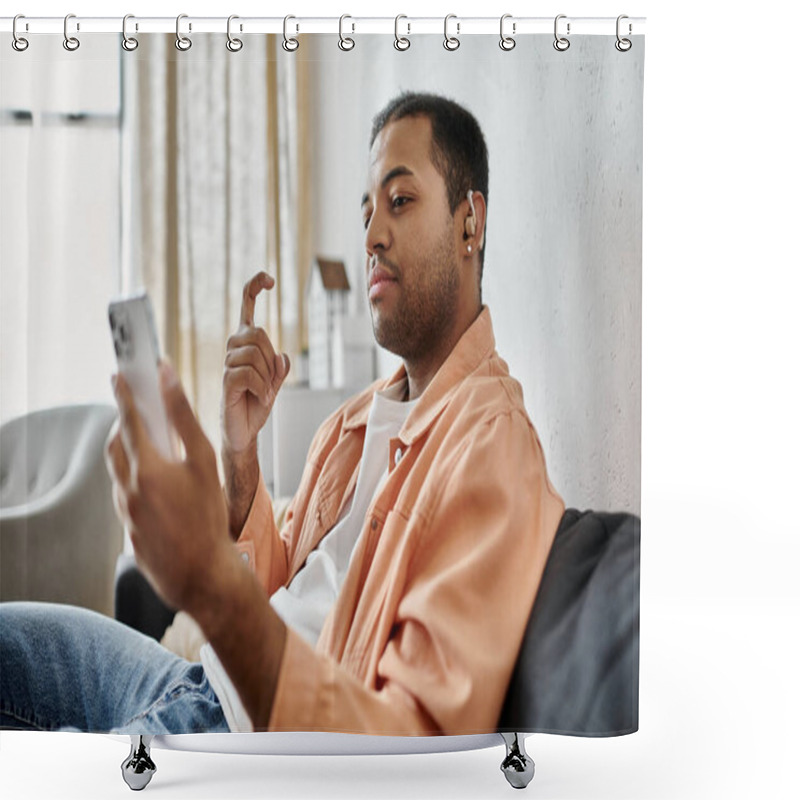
left=369, top=228, right=460, bottom=363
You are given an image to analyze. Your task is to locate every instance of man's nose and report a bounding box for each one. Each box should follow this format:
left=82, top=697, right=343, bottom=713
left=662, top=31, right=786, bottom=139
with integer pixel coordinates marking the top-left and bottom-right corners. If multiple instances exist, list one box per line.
left=365, top=206, right=391, bottom=255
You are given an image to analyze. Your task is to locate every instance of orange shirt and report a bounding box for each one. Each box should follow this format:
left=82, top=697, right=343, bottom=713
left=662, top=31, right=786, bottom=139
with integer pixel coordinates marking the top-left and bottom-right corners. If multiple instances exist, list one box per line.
left=237, top=307, right=564, bottom=735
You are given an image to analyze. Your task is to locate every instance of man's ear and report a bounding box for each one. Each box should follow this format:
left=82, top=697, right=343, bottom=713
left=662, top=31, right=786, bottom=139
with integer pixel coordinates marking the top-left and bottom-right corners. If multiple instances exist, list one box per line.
left=465, top=191, right=478, bottom=237
left=463, top=190, right=487, bottom=250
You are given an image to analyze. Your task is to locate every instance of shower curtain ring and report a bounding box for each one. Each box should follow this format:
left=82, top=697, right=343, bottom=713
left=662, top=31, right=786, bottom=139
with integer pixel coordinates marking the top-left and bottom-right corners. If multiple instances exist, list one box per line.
left=615, top=15, right=632, bottom=52
left=499, top=14, right=516, bottom=51
left=175, top=14, right=192, bottom=51
left=282, top=15, right=299, bottom=52
left=122, top=14, right=139, bottom=51
left=553, top=14, right=570, bottom=52
left=63, top=14, right=80, bottom=51
left=226, top=15, right=243, bottom=52
left=443, top=14, right=460, bottom=51
left=394, top=15, right=410, bottom=51
left=12, top=15, right=29, bottom=52
left=338, top=15, right=355, bottom=51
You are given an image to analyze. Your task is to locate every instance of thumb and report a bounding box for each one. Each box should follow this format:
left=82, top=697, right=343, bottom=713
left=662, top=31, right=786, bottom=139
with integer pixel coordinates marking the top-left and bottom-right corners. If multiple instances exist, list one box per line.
left=159, top=361, right=205, bottom=460
left=274, top=352, right=291, bottom=389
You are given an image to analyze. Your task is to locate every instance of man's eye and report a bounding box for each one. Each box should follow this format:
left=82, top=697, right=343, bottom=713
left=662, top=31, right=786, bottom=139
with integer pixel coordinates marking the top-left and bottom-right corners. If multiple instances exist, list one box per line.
left=363, top=214, right=371, bottom=230
left=391, top=196, right=409, bottom=209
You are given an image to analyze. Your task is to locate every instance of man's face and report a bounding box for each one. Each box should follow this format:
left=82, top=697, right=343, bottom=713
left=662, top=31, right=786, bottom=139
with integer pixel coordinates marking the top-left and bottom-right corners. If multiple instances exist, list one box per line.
left=361, top=116, right=461, bottom=362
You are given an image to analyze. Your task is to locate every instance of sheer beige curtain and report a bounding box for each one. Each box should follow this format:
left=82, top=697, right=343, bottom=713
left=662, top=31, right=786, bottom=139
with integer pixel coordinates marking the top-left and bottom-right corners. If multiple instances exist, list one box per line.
left=122, top=34, right=311, bottom=452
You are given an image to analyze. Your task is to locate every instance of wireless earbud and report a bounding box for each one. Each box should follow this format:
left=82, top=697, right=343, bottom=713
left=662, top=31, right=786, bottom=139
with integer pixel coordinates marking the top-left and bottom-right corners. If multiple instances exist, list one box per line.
left=465, top=190, right=477, bottom=238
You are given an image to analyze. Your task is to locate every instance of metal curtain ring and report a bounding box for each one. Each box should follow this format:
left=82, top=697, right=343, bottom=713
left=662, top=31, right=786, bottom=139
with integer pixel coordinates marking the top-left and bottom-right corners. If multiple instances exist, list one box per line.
left=615, top=14, right=632, bottom=52
left=175, top=14, right=192, bottom=51
left=338, top=15, right=355, bottom=51
left=499, top=14, right=516, bottom=51
left=394, top=15, right=410, bottom=51
left=12, top=14, right=29, bottom=52
left=227, top=15, right=243, bottom=52
left=63, top=13, right=80, bottom=51
left=553, top=14, right=570, bottom=52
left=443, top=14, right=460, bottom=51
left=122, top=14, right=139, bottom=51
left=283, top=15, right=299, bottom=52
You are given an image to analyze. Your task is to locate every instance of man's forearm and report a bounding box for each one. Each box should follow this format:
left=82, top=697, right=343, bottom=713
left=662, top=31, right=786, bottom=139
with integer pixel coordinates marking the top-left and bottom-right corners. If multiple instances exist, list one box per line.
left=222, top=444, right=260, bottom=540
left=189, top=544, right=287, bottom=730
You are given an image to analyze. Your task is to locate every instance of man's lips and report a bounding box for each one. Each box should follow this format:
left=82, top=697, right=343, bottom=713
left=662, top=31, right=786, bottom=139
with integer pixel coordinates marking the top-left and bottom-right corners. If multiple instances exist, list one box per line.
left=369, top=265, right=397, bottom=289
left=368, top=260, right=398, bottom=300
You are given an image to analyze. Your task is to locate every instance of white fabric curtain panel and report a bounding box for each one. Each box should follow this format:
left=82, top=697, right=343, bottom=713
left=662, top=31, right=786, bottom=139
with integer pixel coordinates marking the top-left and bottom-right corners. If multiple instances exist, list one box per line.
left=0, top=19, right=643, bottom=789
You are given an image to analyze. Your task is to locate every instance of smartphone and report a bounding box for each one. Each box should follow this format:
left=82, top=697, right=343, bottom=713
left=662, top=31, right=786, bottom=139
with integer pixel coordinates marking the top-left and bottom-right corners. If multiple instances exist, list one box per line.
left=108, top=292, right=176, bottom=459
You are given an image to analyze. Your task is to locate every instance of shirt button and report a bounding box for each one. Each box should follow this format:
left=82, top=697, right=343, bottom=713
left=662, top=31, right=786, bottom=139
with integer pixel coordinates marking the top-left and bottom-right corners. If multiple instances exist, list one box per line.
left=394, top=447, right=403, bottom=466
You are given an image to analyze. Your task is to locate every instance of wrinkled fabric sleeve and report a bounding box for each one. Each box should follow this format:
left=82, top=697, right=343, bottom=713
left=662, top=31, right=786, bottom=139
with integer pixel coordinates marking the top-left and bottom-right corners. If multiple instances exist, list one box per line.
left=267, top=410, right=564, bottom=735
left=235, top=474, right=290, bottom=596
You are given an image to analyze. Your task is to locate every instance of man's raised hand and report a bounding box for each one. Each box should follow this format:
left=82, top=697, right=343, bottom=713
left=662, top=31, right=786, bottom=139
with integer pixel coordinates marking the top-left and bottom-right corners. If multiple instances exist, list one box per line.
left=222, top=272, right=290, bottom=456
left=222, top=272, right=290, bottom=539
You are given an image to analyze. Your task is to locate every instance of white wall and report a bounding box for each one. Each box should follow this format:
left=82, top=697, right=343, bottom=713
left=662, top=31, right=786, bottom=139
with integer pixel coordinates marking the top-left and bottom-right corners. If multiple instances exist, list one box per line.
left=305, top=34, right=642, bottom=513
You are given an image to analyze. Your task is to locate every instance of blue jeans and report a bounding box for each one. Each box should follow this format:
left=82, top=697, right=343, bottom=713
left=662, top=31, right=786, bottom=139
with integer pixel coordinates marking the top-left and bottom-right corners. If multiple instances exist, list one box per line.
left=0, top=602, right=229, bottom=734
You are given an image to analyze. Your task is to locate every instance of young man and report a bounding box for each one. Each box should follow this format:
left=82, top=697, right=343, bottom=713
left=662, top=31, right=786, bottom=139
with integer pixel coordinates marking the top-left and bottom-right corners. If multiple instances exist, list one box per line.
left=0, top=93, right=563, bottom=736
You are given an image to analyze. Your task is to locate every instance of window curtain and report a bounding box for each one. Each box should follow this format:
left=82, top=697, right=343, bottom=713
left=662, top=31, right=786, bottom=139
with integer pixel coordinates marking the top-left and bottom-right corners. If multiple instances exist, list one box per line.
left=122, top=34, right=312, bottom=451
left=0, top=37, right=121, bottom=425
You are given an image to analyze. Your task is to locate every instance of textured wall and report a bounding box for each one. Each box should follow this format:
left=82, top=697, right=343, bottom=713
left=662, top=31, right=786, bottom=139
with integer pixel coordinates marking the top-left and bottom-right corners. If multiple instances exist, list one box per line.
left=304, top=34, right=643, bottom=513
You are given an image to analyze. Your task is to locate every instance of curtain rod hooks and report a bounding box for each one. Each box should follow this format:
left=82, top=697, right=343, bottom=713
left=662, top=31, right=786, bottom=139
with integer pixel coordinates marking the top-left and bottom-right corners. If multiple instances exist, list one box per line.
left=443, top=14, right=460, bottom=51
left=12, top=14, right=29, bottom=51
left=616, top=15, right=633, bottom=51
left=338, top=14, right=355, bottom=51
left=63, top=13, right=80, bottom=52
left=500, top=14, right=516, bottom=51
left=227, top=14, right=243, bottom=52
left=394, top=15, right=410, bottom=51
left=553, top=14, right=570, bottom=52
left=175, top=13, right=192, bottom=51
left=122, top=14, right=139, bottom=51
left=283, top=15, right=299, bottom=51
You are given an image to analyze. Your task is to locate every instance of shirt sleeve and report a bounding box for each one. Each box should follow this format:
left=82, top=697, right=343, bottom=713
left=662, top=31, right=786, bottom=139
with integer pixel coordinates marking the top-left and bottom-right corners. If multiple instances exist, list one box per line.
left=235, top=473, right=290, bottom=596
left=267, top=409, right=565, bottom=735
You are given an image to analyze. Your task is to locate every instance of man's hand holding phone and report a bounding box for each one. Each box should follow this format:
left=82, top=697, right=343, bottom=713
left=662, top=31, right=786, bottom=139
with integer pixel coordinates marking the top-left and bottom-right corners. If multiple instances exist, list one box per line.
left=106, top=363, right=232, bottom=614
left=104, top=276, right=290, bottom=616
left=222, top=272, right=290, bottom=538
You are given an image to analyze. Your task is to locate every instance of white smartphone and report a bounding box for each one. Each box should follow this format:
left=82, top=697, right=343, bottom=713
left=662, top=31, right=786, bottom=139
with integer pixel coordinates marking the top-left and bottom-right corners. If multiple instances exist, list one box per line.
left=108, top=292, right=176, bottom=459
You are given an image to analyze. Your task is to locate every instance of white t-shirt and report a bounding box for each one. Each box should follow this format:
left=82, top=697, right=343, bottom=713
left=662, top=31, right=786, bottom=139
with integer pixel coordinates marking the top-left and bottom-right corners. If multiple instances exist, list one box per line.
left=269, top=380, right=416, bottom=647
left=202, top=380, right=415, bottom=732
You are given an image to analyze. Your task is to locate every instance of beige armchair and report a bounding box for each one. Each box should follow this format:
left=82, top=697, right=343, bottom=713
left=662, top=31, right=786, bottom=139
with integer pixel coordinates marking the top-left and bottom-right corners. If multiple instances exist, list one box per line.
left=0, top=404, right=122, bottom=616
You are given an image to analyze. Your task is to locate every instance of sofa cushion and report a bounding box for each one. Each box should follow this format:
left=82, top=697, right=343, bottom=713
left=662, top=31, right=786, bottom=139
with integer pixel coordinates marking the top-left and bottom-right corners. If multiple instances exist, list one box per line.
left=498, top=508, right=640, bottom=736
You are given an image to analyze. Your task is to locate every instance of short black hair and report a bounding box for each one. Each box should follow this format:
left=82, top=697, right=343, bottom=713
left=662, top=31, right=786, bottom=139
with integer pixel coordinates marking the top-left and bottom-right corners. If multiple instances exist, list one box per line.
left=370, top=92, right=489, bottom=276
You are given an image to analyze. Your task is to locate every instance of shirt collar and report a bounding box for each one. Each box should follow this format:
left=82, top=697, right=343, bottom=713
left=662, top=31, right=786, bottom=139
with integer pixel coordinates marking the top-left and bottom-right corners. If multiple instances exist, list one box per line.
left=342, top=306, right=496, bottom=444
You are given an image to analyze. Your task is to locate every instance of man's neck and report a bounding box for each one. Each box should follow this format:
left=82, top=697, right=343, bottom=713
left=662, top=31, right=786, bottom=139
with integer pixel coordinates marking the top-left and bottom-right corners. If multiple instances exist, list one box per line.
left=403, top=305, right=482, bottom=401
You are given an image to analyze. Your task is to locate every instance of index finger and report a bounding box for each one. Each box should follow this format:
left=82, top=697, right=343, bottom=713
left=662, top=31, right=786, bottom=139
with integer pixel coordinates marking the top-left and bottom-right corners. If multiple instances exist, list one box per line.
left=240, top=272, right=275, bottom=327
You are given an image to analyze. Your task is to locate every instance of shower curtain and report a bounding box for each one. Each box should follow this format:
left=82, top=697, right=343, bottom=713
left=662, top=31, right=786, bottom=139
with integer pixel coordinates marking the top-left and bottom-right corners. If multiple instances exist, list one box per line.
left=0, top=19, right=643, bottom=743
